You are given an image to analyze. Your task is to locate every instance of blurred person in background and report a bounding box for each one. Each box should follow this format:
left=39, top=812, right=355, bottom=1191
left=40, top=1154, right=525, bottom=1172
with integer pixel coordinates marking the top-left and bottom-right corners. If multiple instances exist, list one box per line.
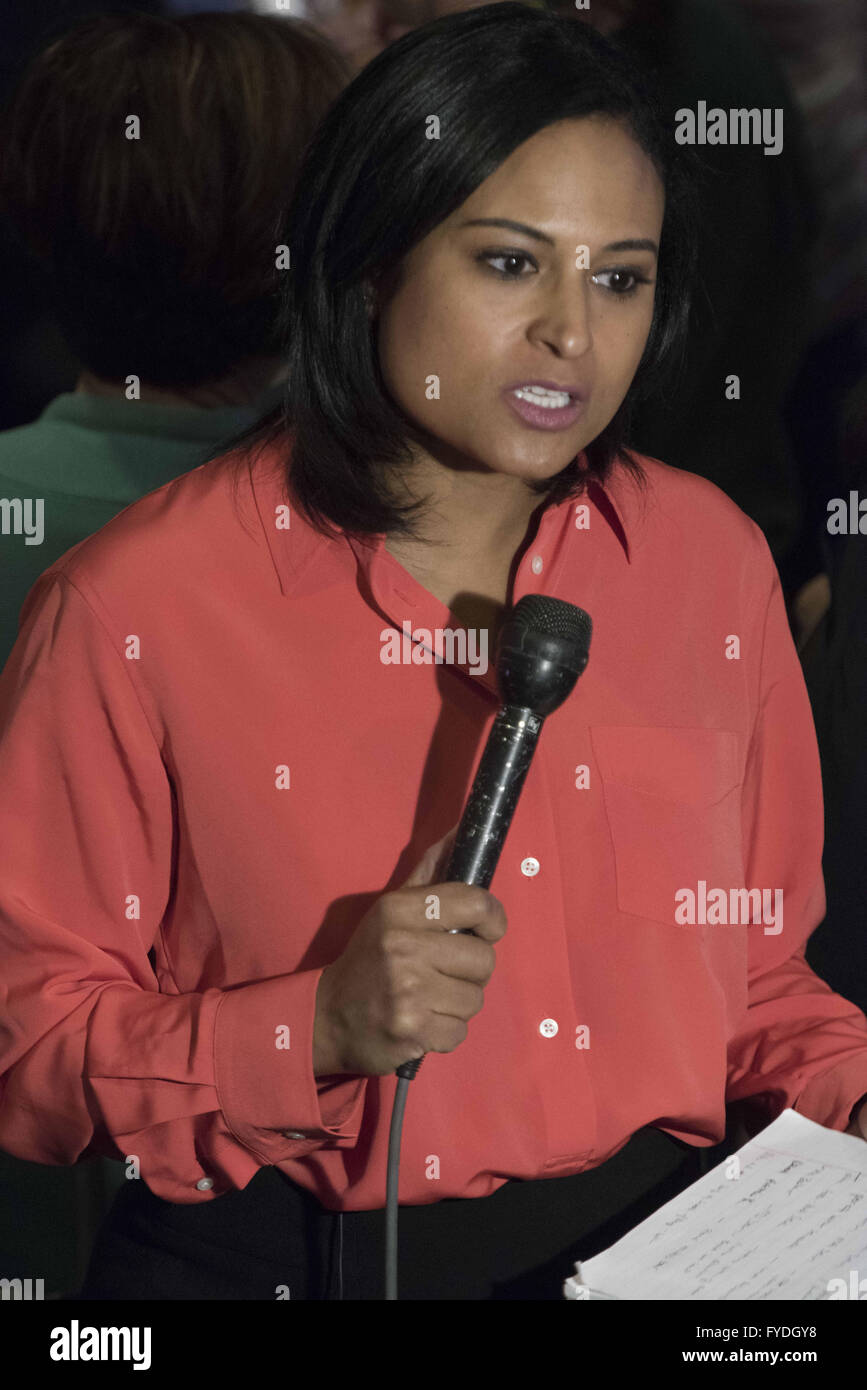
left=0, top=10, right=350, bottom=673
left=0, top=8, right=349, bottom=1297
left=726, top=0, right=867, bottom=1019
left=729, top=0, right=867, bottom=649
left=0, top=0, right=168, bottom=431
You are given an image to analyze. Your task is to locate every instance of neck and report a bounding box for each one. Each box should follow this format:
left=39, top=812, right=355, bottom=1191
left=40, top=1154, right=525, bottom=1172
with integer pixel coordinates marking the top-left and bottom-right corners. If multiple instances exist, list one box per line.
left=74, top=354, right=288, bottom=409
left=385, top=450, right=544, bottom=564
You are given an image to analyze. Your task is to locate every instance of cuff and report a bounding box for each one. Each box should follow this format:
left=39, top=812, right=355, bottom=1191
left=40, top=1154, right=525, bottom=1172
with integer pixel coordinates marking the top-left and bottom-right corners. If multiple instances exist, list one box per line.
left=213, top=968, right=368, bottom=1165
left=792, top=1052, right=867, bottom=1133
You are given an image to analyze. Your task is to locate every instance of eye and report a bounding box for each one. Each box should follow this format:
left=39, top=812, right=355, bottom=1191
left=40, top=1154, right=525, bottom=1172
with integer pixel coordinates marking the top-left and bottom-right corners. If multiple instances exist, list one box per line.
left=476, top=249, right=537, bottom=279
left=591, top=268, right=654, bottom=298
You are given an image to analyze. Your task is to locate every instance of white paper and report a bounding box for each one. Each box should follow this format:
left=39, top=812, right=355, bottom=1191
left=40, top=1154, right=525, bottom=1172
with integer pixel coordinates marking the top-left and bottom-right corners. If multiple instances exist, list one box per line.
left=563, top=1110, right=867, bottom=1300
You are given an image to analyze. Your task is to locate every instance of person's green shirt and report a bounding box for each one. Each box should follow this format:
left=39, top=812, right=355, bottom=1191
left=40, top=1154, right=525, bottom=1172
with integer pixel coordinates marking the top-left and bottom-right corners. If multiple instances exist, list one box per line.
left=0, top=389, right=281, bottom=671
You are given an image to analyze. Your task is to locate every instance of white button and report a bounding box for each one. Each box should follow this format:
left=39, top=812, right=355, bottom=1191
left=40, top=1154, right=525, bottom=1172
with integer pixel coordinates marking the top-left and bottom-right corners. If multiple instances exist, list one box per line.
left=521, top=857, right=540, bottom=876
left=283, top=1130, right=307, bottom=1140
left=196, top=1177, right=214, bottom=1191
left=531, top=555, right=544, bottom=574
left=539, top=1019, right=559, bottom=1038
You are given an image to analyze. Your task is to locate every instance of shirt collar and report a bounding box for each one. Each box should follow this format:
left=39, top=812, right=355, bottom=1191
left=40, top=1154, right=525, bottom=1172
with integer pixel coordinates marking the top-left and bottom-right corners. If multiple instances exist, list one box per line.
left=247, top=441, right=643, bottom=600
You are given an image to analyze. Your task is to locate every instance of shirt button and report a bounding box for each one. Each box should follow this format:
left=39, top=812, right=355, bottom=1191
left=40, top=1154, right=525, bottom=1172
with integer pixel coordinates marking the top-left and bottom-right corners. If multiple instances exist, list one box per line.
left=521, top=857, right=540, bottom=876
left=283, top=1130, right=308, bottom=1140
left=539, top=1019, right=559, bottom=1038
left=196, top=1177, right=214, bottom=1191
left=531, top=555, right=544, bottom=575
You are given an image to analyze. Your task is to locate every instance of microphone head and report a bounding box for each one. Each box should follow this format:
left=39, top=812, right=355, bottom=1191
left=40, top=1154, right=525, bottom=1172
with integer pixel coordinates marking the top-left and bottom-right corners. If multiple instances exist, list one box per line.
left=496, top=594, right=591, bottom=717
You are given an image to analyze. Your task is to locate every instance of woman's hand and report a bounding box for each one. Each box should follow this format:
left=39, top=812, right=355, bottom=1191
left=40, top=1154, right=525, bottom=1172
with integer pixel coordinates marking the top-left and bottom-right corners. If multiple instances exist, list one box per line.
left=312, top=823, right=508, bottom=1076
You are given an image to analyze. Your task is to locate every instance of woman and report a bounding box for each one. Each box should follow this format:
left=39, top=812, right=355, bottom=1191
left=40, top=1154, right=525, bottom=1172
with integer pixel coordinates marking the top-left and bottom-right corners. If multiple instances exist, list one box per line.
left=1, top=3, right=865, bottom=1303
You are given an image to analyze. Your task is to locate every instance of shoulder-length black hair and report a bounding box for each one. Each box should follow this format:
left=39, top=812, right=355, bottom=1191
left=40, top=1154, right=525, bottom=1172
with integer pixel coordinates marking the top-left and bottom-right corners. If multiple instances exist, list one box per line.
left=220, top=1, right=702, bottom=543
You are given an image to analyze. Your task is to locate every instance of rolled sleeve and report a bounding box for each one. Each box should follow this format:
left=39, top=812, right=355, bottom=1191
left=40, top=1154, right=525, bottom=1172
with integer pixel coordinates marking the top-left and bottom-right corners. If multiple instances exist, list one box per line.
left=725, top=526, right=867, bottom=1134
left=213, top=969, right=367, bottom=1161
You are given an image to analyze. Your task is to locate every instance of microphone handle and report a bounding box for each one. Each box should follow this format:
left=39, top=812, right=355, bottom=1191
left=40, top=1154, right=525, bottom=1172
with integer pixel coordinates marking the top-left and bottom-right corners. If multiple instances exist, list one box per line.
left=396, top=703, right=542, bottom=1081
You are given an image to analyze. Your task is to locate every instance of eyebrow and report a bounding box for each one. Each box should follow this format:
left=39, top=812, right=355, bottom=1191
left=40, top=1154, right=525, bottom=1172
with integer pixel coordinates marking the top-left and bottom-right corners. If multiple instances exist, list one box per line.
left=460, top=218, right=658, bottom=257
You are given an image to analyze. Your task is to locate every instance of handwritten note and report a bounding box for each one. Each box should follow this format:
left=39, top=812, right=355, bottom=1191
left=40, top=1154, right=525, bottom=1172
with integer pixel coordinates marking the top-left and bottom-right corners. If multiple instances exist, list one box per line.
left=564, top=1110, right=867, bottom=1300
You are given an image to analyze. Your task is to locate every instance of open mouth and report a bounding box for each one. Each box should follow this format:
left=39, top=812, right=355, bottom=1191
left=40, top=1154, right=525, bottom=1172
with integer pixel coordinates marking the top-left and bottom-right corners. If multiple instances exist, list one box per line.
left=502, top=384, right=585, bottom=431
left=510, top=385, right=575, bottom=409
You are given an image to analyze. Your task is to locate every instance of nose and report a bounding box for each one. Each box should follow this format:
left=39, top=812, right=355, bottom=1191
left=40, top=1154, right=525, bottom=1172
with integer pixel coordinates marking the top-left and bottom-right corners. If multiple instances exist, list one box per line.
left=528, top=262, right=593, bottom=359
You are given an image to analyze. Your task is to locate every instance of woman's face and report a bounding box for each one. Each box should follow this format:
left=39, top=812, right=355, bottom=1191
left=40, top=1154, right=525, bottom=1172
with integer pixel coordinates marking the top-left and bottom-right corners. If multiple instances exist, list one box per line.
left=374, top=115, right=665, bottom=485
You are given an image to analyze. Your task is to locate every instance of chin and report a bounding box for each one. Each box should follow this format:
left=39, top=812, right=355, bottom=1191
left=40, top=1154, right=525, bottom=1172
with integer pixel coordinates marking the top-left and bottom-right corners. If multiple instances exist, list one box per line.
left=508, top=450, right=581, bottom=478
left=425, top=431, right=578, bottom=479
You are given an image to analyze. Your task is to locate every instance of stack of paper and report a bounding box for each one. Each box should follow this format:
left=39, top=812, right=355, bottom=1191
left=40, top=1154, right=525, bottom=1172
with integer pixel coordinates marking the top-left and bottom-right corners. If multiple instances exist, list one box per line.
left=564, top=1109, right=867, bottom=1299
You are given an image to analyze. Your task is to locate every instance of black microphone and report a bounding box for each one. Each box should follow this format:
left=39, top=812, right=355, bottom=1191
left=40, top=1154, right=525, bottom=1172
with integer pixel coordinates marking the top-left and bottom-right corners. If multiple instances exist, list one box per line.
left=396, top=593, right=592, bottom=1081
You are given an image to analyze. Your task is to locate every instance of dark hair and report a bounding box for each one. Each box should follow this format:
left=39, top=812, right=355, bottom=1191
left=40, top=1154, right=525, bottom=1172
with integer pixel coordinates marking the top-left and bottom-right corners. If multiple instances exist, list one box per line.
left=0, top=12, right=351, bottom=386
left=220, top=1, right=702, bottom=543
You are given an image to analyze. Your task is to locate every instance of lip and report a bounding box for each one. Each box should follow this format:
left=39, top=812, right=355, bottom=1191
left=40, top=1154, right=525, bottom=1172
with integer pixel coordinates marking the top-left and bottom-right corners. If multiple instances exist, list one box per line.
left=501, top=384, right=586, bottom=433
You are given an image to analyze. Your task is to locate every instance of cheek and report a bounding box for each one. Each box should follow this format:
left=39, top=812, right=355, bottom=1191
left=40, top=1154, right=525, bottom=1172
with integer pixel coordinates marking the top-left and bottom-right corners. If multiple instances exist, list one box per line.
left=380, top=284, right=488, bottom=409
left=416, top=282, right=494, bottom=365
left=379, top=286, right=447, bottom=390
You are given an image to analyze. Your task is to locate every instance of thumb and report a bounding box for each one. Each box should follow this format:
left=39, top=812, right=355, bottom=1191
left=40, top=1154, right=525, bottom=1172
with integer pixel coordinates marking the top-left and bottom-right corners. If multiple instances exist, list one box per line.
left=404, top=821, right=460, bottom=888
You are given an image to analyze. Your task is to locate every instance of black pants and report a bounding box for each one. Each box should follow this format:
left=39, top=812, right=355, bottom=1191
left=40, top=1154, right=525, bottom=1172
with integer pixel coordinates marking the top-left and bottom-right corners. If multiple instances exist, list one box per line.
left=77, top=1127, right=714, bottom=1300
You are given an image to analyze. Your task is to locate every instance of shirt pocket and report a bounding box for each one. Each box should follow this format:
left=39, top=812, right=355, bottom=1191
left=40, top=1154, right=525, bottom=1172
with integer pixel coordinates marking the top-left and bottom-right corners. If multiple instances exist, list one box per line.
left=589, top=724, right=744, bottom=927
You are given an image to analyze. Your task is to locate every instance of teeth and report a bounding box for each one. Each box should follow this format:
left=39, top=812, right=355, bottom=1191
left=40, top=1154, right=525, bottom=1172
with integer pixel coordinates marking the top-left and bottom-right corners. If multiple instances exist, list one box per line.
left=513, top=386, right=571, bottom=409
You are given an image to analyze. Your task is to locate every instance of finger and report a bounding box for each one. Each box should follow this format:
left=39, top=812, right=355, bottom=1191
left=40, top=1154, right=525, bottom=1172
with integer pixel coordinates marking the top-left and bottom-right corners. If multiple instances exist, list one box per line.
left=404, top=821, right=460, bottom=888
left=394, top=881, right=505, bottom=942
